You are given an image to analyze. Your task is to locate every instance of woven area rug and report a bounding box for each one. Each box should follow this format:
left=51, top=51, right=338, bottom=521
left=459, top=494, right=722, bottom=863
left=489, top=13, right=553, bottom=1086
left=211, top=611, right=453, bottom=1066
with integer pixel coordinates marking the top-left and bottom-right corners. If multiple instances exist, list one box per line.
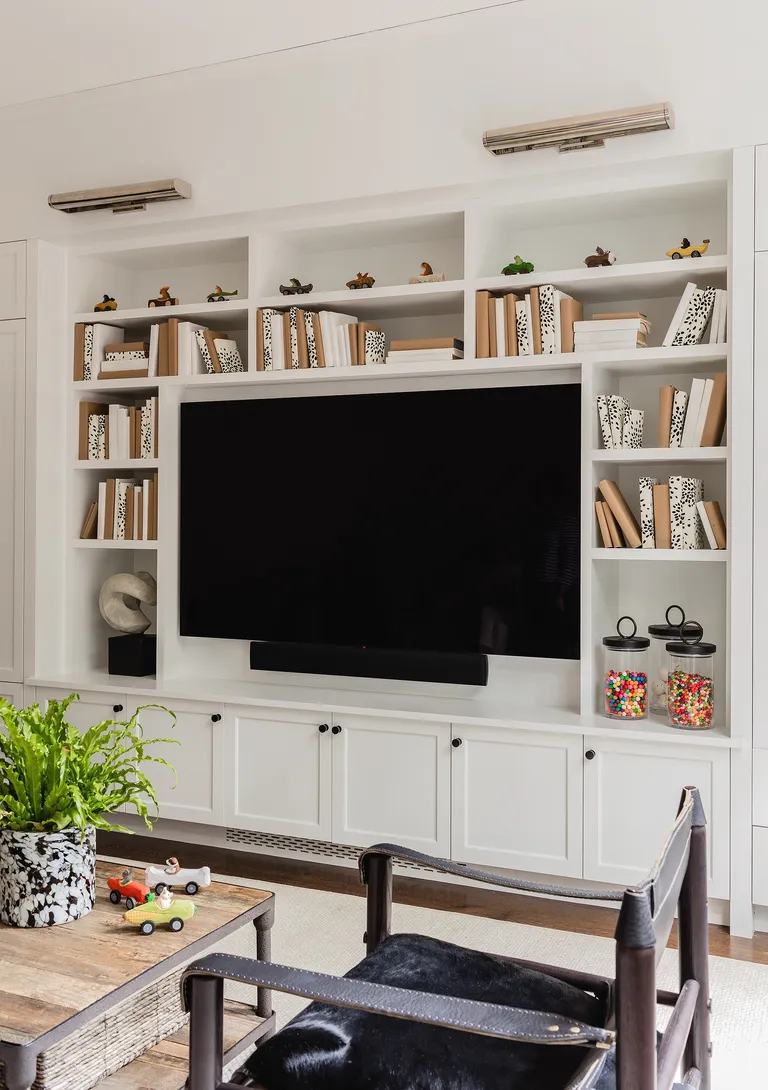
left=103, top=855, right=768, bottom=1089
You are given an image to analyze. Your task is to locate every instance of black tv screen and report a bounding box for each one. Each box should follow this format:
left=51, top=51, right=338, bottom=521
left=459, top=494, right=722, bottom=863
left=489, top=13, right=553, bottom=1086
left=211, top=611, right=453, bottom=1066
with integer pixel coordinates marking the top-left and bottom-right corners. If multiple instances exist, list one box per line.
left=180, top=384, right=580, bottom=660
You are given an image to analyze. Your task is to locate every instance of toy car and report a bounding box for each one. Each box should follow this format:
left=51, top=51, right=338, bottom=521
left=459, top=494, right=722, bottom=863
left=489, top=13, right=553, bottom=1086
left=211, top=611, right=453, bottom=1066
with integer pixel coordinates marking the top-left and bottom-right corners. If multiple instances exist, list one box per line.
left=148, top=286, right=179, bottom=307
left=207, top=285, right=239, bottom=302
left=94, top=295, right=117, bottom=312
left=107, top=871, right=151, bottom=910
left=279, top=278, right=313, bottom=295
left=346, top=272, right=375, bottom=289
left=666, top=238, right=710, bottom=259
left=124, top=895, right=197, bottom=935
left=501, top=256, right=534, bottom=275
left=144, top=859, right=212, bottom=896
left=583, top=246, right=617, bottom=269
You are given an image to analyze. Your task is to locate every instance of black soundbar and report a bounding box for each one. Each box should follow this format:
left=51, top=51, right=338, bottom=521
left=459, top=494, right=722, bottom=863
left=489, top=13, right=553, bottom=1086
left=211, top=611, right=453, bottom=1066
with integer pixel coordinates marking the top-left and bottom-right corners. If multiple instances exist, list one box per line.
left=249, top=641, right=488, bottom=686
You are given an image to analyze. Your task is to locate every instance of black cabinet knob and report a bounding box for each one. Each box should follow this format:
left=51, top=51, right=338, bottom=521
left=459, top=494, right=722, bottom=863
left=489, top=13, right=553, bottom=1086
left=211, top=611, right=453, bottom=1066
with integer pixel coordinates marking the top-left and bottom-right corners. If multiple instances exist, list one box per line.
left=452, top=738, right=463, bottom=748
left=332, top=725, right=343, bottom=735
left=113, top=704, right=123, bottom=714
left=318, top=723, right=329, bottom=733
left=585, top=749, right=596, bottom=760
left=211, top=714, right=222, bottom=723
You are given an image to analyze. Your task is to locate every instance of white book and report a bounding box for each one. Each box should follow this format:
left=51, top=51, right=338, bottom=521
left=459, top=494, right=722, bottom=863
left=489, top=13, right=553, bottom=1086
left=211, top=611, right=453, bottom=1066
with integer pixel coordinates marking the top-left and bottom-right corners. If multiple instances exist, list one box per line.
left=495, top=297, right=506, bottom=358
left=708, top=291, right=722, bottom=345
left=148, top=324, right=160, bottom=378
left=693, top=378, right=714, bottom=446
left=525, top=296, right=534, bottom=353
left=151, top=397, right=158, bottom=457
left=133, top=487, right=142, bottom=541
left=575, top=319, right=651, bottom=333
left=317, top=312, right=336, bottom=367
left=639, top=476, right=658, bottom=548
left=120, top=406, right=131, bottom=459
left=269, top=310, right=285, bottom=370
left=516, top=299, right=532, bottom=355
left=663, top=282, right=697, bottom=347
left=717, top=289, right=728, bottom=343
left=596, top=395, right=613, bottom=449
left=177, top=322, right=207, bottom=376
left=142, top=482, right=150, bottom=541
left=669, top=390, right=688, bottom=447
left=108, top=405, right=118, bottom=458
left=671, top=287, right=717, bottom=347
left=608, top=395, right=629, bottom=449
left=101, top=355, right=147, bottom=373
left=681, top=378, right=705, bottom=447
left=93, top=324, right=124, bottom=378
left=97, top=481, right=107, bottom=539
left=696, top=500, right=718, bottom=550
left=387, top=350, right=464, bottom=361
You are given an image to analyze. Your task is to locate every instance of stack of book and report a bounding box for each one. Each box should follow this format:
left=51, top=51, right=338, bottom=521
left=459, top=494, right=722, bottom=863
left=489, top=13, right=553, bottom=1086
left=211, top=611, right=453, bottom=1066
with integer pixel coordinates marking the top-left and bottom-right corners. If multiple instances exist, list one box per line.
left=256, top=307, right=385, bottom=369
left=79, top=473, right=158, bottom=541
left=596, top=396, right=644, bottom=449
left=78, top=397, right=158, bottom=460
left=658, top=374, right=727, bottom=447
left=476, top=287, right=583, bottom=358
left=385, top=337, right=464, bottom=365
left=575, top=313, right=650, bottom=351
left=662, top=283, right=727, bottom=346
left=73, top=320, right=244, bottom=379
left=595, top=477, right=726, bottom=551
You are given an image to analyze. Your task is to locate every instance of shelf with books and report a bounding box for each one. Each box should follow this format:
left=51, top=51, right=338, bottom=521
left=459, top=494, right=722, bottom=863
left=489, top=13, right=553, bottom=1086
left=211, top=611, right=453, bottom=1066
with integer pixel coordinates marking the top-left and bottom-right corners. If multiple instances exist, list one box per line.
left=591, top=548, right=728, bottom=562
left=73, top=458, right=160, bottom=470
left=591, top=447, right=727, bottom=464
left=73, top=539, right=158, bottom=550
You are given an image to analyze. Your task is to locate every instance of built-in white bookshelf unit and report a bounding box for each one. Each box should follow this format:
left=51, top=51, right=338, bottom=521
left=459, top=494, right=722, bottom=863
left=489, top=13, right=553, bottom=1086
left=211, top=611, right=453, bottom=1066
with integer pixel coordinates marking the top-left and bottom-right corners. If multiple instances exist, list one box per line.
left=28, top=147, right=757, bottom=932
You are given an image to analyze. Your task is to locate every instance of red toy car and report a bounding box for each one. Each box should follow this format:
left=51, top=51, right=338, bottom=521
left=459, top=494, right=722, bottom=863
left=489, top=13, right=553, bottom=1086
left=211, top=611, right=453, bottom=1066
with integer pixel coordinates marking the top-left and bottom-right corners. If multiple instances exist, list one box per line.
left=108, top=871, right=151, bottom=910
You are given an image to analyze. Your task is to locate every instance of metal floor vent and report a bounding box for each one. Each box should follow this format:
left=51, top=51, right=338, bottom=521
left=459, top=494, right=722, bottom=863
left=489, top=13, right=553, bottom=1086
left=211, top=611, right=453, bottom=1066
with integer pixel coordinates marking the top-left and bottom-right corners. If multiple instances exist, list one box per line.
left=225, top=828, right=443, bottom=875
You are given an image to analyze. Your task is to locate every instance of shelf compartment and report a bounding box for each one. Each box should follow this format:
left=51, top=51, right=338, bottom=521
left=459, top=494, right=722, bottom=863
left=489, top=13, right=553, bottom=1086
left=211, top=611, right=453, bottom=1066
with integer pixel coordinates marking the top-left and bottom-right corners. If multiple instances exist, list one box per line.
left=591, top=548, right=727, bottom=562
left=73, top=539, right=158, bottom=549
left=256, top=281, right=464, bottom=320
left=591, top=447, right=727, bottom=464
left=74, top=458, right=159, bottom=470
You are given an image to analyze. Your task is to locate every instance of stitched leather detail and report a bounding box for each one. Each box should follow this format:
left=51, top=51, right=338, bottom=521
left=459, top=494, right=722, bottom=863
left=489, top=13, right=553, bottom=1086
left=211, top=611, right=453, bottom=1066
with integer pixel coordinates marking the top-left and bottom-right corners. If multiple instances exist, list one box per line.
left=182, top=953, right=615, bottom=1048
left=358, top=844, right=625, bottom=901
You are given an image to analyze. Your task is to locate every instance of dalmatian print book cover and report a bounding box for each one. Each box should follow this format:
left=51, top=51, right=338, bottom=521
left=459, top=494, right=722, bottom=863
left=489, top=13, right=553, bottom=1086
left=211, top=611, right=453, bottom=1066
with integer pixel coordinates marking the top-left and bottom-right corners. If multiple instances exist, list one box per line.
left=623, top=409, right=644, bottom=449
left=608, top=395, right=629, bottom=449
left=213, top=339, right=244, bottom=373
left=596, top=395, right=613, bottom=449
left=365, top=329, right=386, bottom=365
left=671, top=287, right=718, bottom=347
left=83, top=324, right=95, bottom=382
left=669, top=390, right=688, bottom=448
left=304, top=312, right=320, bottom=367
left=639, top=476, right=658, bottom=548
left=538, top=285, right=557, bottom=354
left=515, top=300, right=532, bottom=355
left=669, top=475, right=705, bottom=549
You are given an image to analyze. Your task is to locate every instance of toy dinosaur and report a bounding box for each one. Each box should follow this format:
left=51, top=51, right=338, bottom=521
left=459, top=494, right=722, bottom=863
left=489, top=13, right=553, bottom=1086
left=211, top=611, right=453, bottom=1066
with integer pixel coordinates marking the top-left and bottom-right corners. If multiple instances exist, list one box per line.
left=207, top=285, right=239, bottom=302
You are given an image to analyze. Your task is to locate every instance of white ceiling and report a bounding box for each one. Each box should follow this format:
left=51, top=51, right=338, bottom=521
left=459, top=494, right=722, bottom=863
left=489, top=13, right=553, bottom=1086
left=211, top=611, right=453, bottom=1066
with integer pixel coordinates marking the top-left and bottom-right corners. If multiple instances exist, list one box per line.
left=0, top=0, right=519, bottom=109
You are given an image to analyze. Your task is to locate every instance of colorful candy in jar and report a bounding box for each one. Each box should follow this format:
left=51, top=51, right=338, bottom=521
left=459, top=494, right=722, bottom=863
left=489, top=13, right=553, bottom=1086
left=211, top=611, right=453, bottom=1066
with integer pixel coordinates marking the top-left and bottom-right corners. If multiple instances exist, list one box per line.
left=604, top=669, right=648, bottom=718
left=667, top=669, right=714, bottom=729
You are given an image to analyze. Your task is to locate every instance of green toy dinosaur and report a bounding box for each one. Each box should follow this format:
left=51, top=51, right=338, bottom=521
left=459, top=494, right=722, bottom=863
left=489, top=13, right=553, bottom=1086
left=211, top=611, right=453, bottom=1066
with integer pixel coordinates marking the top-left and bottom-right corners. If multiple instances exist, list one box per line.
left=501, top=256, right=535, bottom=275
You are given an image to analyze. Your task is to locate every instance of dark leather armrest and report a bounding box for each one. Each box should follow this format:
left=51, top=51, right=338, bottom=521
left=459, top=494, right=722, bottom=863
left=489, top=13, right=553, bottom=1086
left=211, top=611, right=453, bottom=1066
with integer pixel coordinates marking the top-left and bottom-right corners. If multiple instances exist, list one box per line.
left=181, top=953, right=615, bottom=1048
left=358, top=843, right=625, bottom=902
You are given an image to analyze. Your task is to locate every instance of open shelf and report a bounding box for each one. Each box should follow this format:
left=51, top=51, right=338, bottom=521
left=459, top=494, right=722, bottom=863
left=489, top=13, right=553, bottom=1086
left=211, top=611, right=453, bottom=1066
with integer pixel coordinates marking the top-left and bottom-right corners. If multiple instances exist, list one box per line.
left=74, top=458, right=159, bottom=470
left=591, top=447, right=727, bottom=464
left=73, top=300, right=249, bottom=331
left=592, top=548, right=727, bottom=562
left=73, top=539, right=158, bottom=549
left=256, top=280, right=464, bottom=319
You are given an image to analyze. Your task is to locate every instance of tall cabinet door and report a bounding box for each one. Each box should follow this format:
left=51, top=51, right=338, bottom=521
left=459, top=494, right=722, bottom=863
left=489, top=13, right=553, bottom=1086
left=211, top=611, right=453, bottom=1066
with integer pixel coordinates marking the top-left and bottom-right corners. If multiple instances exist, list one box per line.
left=331, top=714, right=450, bottom=854
left=451, top=725, right=584, bottom=877
left=0, top=243, right=25, bottom=321
left=0, top=321, right=24, bottom=682
left=583, top=736, right=730, bottom=898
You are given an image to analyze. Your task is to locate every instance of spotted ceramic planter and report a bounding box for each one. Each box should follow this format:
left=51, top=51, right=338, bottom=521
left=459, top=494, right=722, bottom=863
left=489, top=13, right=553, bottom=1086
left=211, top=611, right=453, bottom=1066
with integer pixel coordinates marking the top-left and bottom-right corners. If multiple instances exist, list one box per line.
left=0, top=826, right=96, bottom=927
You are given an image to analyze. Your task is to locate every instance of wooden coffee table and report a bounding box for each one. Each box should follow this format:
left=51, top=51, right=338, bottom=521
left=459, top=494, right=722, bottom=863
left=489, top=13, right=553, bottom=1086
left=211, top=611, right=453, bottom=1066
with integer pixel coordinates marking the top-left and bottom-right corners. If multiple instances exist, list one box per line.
left=0, top=862, right=275, bottom=1090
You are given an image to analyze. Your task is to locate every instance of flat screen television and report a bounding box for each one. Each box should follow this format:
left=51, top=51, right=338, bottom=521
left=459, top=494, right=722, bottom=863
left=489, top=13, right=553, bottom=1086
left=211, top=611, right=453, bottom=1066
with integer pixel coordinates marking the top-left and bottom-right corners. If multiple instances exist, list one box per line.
left=179, top=383, right=580, bottom=662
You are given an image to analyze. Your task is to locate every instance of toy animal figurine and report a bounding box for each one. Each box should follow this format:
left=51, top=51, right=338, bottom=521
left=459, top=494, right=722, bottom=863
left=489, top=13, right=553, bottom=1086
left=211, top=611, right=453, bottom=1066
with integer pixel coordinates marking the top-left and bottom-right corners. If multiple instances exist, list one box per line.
left=107, top=870, right=151, bottom=910
left=207, top=285, right=239, bottom=302
left=279, top=278, right=313, bottom=296
left=346, top=272, right=376, bottom=290
left=123, top=889, right=197, bottom=935
left=144, top=859, right=212, bottom=896
left=94, top=294, right=117, bottom=312
left=148, top=286, right=179, bottom=308
left=501, top=256, right=535, bottom=275
left=666, top=238, right=710, bottom=259
left=409, top=262, right=446, bottom=284
left=583, top=247, right=617, bottom=269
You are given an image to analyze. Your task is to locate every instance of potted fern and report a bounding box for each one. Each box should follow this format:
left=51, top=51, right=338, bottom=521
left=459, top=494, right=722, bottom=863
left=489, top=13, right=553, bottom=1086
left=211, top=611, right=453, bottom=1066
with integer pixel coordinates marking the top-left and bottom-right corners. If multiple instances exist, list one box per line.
left=0, top=694, right=176, bottom=928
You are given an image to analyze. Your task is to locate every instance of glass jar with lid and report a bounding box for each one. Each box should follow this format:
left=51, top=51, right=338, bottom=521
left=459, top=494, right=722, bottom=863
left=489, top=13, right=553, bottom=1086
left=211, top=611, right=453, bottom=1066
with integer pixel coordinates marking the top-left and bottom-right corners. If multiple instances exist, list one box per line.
left=666, top=621, right=715, bottom=731
left=648, top=604, right=685, bottom=716
left=603, top=616, right=650, bottom=721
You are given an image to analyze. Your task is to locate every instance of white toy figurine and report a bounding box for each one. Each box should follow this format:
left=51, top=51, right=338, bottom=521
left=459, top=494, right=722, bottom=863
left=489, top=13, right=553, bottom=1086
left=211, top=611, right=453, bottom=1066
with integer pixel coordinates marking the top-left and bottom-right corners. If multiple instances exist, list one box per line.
left=156, top=887, right=174, bottom=911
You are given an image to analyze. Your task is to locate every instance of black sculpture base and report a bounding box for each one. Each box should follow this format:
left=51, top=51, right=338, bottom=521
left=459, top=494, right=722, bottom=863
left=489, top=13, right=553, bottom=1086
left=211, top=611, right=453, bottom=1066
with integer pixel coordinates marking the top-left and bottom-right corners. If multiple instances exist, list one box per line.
left=108, top=634, right=157, bottom=677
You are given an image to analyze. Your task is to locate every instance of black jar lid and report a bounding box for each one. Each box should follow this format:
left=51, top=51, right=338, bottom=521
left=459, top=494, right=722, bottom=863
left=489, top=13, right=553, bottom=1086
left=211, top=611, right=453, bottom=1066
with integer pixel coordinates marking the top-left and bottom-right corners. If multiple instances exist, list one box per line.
left=603, top=616, right=650, bottom=651
left=666, top=619, right=715, bottom=655
left=648, top=604, right=685, bottom=640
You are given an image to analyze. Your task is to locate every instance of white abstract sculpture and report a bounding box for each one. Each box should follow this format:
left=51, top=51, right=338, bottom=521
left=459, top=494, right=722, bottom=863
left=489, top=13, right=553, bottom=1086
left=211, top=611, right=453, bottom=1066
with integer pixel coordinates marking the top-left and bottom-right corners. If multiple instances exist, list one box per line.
left=99, top=572, right=157, bottom=635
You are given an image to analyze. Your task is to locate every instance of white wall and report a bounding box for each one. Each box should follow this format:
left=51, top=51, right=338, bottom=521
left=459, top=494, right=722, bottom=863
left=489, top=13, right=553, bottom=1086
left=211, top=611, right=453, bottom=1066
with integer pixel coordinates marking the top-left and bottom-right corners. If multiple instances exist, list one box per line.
left=1, top=0, right=767, bottom=242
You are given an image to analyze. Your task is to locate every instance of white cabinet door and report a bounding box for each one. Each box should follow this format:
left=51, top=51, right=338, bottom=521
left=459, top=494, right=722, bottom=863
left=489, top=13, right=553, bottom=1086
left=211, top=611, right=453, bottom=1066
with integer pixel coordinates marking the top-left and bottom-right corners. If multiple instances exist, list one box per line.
left=331, top=714, right=450, bottom=854
left=583, top=737, right=730, bottom=898
left=36, top=687, right=127, bottom=730
left=0, top=243, right=25, bottom=320
left=0, top=683, right=24, bottom=708
left=0, top=321, right=24, bottom=682
left=224, top=705, right=332, bottom=839
left=127, top=698, right=224, bottom=825
left=451, top=725, right=584, bottom=877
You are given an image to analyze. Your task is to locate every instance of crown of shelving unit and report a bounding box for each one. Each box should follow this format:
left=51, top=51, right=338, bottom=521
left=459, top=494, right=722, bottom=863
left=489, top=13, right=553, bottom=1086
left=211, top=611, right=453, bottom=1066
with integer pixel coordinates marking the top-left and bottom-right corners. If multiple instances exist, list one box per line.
left=30, top=158, right=746, bottom=753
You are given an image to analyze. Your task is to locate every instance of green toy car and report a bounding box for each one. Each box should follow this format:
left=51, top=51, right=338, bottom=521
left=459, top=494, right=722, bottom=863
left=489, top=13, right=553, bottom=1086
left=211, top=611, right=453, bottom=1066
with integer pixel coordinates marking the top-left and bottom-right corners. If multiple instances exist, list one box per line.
left=501, top=256, right=535, bottom=275
left=123, top=895, right=197, bottom=935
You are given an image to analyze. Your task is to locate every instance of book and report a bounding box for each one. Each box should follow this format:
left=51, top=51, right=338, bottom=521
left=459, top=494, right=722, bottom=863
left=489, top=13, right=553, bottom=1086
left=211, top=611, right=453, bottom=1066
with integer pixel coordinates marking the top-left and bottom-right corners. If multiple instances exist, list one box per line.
left=608, top=395, right=629, bottom=449
left=78, top=401, right=106, bottom=460
left=92, top=324, right=124, bottom=379
left=203, top=330, right=226, bottom=373
left=157, top=322, right=169, bottom=376
left=592, top=311, right=648, bottom=321
left=288, top=307, right=300, bottom=369
left=348, top=324, right=360, bottom=366
left=495, top=297, right=507, bottom=357
left=104, top=341, right=149, bottom=355
left=596, top=395, right=613, bottom=449
left=671, top=286, right=717, bottom=347
left=73, top=324, right=86, bottom=381
left=708, top=289, right=723, bottom=345
left=623, top=409, right=644, bottom=449
left=639, top=476, right=658, bottom=548
left=194, top=330, right=215, bottom=375
left=574, top=318, right=650, bottom=333
left=148, top=324, right=160, bottom=377
left=696, top=500, right=718, bottom=550
left=669, top=390, right=688, bottom=448
left=83, top=325, right=94, bottom=382
left=475, top=291, right=491, bottom=358
left=97, top=482, right=107, bottom=539
left=295, top=310, right=310, bottom=369
left=79, top=501, right=98, bottom=540
left=704, top=500, right=727, bottom=548
left=529, top=287, right=542, bottom=354
left=653, top=484, right=671, bottom=548
left=692, top=378, right=714, bottom=446
left=516, top=299, right=532, bottom=355
left=303, top=312, right=319, bottom=367
left=538, top=285, right=557, bottom=354
left=386, top=347, right=463, bottom=361
left=670, top=476, right=704, bottom=550
left=663, top=282, right=697, bottom=347
left=658, top=386, right=676, bottom=447
left=311, top=313, right=326, bottom=368
left=503, top=294, right=518, bottom=357
left=166, top=318, right=180, bottom=376
left=559, top=296, right=583, bottom=353
left=716, top=290, right=728, bottom=343
left=213, top=338, right=244, bottom=373
left=574, top=330, right=647, bottom=345
left=177, top=322, right=208, bottom=376
left=598, top=479, right=641, bottom=549
left=554, top=290, right=574, bottom=352
left=602, top=502, right=624, bottom=548
left=700, top=373, right=727, bottom=446
left=142, top=483, right=150, bottom=542
left=595, top=501, right=612, bottom=547
left=365, top=329, right=386, bottom=365
left=103, top=478, right=116, bottom=540
left=125, top=485, right=135, bottom=541
left=681, top=378, right=706, bottom=447
left=390, top=337, right=464, bottom=352
left=488, top=295, right=498, bottom=358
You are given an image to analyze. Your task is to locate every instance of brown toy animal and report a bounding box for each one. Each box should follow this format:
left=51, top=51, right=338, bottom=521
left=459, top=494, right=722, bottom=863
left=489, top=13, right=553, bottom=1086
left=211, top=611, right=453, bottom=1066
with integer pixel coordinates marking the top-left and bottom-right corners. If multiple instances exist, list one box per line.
left=419, top=263, right=433, bottom=276
left=584, top=247, right=617, bottom=269
left=148, top=285, right=179, bottom=307
left=346, top=272, right=376, bottom=290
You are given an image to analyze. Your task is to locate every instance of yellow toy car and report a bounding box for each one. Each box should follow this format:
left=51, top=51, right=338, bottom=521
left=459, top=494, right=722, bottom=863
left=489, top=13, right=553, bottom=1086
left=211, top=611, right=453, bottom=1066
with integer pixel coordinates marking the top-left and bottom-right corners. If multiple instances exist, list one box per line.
left=666, top=238, right=710, bottom=259
left=123, top=895, right=197, bottom=935
left=94, top=294, right=117, bottom=312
